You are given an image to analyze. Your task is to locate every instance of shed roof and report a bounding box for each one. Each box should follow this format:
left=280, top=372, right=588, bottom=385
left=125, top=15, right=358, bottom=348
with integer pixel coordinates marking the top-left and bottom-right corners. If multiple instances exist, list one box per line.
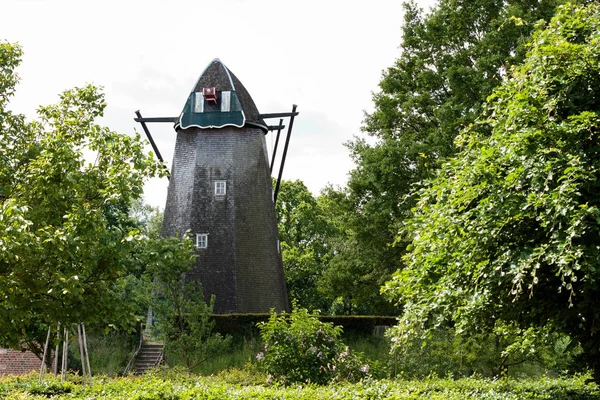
left=175, top=59, right=267, bottom=132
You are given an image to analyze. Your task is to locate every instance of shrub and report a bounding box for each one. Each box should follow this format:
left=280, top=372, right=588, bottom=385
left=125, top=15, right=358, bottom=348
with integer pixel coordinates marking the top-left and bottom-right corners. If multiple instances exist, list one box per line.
left=387, top=326, right=584, bottom=379
left=2, top=372, right=600, bottom=399
left=256, top=305, right=369, bottom=384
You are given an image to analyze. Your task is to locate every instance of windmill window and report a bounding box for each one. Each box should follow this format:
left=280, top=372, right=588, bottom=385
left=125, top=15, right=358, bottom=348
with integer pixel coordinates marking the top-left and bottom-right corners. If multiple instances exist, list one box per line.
left=194, top=91, right=233, bottom=114
left=204, top=95, right=221, bottom=112
left=196, top=233, right=208, bottom=249
left=215, top=181, right=226, bottom=196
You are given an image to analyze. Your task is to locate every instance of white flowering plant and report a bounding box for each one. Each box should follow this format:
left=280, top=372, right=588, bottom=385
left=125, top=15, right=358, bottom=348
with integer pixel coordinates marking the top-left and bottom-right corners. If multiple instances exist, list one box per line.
left=256, top=304, right=369, bottom=384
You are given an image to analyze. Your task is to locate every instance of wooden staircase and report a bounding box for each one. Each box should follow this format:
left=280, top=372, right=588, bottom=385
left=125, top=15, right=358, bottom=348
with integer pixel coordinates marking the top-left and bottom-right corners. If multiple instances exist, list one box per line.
left=133, top=343, right=164, bottom=375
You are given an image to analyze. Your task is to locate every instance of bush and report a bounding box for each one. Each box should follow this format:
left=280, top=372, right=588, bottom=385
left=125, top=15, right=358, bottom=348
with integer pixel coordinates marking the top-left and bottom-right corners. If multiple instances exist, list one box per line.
left=256, top=305, right=369, bottom=384
left=2, top=372, right=599, bottom=399
left=387, top=326, right=584, bottom=379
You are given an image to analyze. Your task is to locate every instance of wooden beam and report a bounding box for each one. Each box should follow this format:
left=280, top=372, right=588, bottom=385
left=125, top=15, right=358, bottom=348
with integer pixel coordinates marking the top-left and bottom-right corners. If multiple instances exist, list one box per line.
left=133, top=117, right=178, bottom=123
left=274, top=105, right=298, bottom=203
left=270, top=119, right=284, bottom=174
left=258, top=111, right=299, bottom=119
left=135, top=111, right=171, bottom=181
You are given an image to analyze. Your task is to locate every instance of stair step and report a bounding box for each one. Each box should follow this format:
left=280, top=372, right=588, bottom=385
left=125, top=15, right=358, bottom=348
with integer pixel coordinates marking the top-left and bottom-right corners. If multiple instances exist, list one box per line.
left=131, top=341, right=165, bottom=375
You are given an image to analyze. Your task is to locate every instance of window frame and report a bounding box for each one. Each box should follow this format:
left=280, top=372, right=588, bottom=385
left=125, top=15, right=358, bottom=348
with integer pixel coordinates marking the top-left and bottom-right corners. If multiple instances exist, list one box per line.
left=215, top=180, right=227, bottom=196
left=196, top=233, right=208, bottom=249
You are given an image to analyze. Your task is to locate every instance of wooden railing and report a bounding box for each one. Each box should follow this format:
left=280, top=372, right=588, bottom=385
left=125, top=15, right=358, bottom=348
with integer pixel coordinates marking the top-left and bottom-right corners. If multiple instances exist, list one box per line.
left=123, top=326, right=144, bottom=375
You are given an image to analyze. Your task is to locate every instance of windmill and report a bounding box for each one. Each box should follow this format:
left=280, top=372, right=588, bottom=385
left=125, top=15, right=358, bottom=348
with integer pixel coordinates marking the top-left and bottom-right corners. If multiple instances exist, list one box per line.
left=135, top=59, right=296, bottom=313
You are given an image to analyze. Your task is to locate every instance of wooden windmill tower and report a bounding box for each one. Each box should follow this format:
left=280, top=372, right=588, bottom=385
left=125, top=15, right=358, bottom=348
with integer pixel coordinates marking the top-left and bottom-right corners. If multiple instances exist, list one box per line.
left=136, top=59, right=296, bottom=313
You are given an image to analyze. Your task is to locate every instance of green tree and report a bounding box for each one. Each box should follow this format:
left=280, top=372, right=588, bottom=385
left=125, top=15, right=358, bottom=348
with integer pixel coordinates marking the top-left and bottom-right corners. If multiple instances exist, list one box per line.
left=128, top=198, right=163, bottom=239
left=149, top=234, right=230, bottom=374
left=275, top=180, right=332, bottom=311
left=330, top=0, right=564, bottom=314
left=0, top=41, right=166, bottom=350
left=116, top=202, right=166, bottom=327
left=385, top=2, right=600, bottom=380
left=316, top=185, right=399, bottom=315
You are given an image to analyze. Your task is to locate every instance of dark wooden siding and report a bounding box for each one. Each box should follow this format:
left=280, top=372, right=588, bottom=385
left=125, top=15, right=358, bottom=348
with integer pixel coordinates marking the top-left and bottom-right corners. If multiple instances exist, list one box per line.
left=162, top=126, right=288, bottom=313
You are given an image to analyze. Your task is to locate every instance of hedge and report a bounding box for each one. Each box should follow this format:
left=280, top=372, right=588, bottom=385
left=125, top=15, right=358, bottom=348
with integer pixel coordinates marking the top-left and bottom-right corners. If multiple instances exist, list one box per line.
left=210, top=314, right=398, bottom=336
left=1, top=372, right=599, bottom=399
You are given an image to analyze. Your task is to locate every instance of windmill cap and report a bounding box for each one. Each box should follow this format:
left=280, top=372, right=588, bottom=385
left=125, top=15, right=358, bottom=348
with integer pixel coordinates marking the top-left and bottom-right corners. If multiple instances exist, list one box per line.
left=175, top=58, right=267, bottom=132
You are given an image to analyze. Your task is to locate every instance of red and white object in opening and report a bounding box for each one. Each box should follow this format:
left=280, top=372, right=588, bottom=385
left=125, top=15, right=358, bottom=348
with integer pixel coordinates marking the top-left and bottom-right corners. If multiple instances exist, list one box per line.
left=203, top=87, right=218, bottom=105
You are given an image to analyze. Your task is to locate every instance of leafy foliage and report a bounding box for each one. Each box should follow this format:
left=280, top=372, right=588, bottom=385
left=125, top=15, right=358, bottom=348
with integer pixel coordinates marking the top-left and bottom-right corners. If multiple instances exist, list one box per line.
left=317, top=185, right=401, bottom=315
left=275, top=180, right=333, bottom=311
left=256, top=305, right=369, bottom=384
left=0, top=41, right=166, bottom=348
left=385, top=1, right=600, bottom=380
left=325, top=0, right=565, bottom=315
left=387, top=325, right=582, bottom=379
left=128, top=197, right=164, bottom=239
left=2, top=372, right=600, bottom=399
left=149, top=234, right=231, bottom=374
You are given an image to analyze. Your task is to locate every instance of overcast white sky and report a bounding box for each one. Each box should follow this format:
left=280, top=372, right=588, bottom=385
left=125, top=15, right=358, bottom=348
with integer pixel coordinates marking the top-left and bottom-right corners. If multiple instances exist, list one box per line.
left=2, top=0, right=436, bottom=208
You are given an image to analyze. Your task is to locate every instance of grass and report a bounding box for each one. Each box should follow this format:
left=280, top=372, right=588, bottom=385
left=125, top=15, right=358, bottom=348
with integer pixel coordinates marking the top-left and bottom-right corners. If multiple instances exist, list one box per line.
left=200, top=335, right=262, bottom=375
left=64, top=329, right=579, bottom=382
left=69, top=330, right=572, bottom=378
left=165, top=334, right=263, bottom=376
left=67, top=331, right=136, bottom=377
left=2, top=332, right=596, bottom=398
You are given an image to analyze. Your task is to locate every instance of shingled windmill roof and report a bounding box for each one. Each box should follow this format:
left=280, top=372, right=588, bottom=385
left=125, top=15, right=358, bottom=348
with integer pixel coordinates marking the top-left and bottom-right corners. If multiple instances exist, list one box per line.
left=175, top=59, right=267, bottom=132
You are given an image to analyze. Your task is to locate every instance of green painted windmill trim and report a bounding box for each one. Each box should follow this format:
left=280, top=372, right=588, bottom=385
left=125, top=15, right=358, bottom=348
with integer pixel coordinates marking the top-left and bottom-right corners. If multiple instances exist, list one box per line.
left=178, top=90, right=246, bottom=130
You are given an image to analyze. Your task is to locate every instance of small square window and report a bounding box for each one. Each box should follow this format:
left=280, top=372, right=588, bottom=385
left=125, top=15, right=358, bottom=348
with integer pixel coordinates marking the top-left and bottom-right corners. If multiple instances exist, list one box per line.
left=196, top=233, right=208, bottom=249
left=215, top=181, right=226, bottom=196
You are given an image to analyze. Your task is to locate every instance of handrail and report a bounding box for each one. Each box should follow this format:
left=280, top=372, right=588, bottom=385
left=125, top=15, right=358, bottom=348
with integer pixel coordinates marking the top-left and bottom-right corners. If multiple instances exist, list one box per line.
left=153, top=350, right=164, bottom=369
left=123, top=325, right=144, bottom=375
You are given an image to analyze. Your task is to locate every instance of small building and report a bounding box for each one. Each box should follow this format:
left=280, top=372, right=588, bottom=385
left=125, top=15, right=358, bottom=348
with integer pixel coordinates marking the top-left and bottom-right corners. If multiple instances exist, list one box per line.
left=0, top=347, right=40, bottom=376
left=161, top=59, right=289, bottom=314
